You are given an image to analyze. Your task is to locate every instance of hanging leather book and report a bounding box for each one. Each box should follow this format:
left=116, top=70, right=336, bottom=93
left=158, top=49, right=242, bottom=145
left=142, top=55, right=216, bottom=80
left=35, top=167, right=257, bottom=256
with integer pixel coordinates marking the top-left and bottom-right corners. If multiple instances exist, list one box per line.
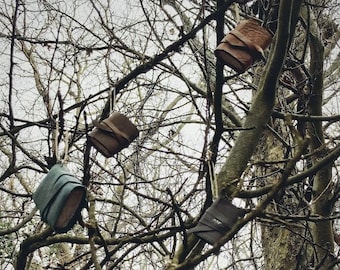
left=89, top=112, right=139, bottom=158
left=33, top=164, right=86, bottom=233
left=187, top=197, right=246, bottom=245
left=215, top=19, right=272, bottom=73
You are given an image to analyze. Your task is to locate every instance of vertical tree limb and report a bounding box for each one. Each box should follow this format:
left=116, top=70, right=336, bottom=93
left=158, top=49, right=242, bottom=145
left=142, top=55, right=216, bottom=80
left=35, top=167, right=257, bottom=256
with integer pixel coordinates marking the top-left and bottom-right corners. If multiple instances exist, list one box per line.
left=301, top=5, right=336, bottom=269
left=216, top=0, right=303, bottom=196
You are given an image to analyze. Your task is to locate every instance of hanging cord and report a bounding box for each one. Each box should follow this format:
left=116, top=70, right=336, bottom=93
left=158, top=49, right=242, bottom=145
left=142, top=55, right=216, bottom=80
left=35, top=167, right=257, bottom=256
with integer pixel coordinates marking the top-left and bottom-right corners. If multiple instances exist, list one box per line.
left=54, top=91, right=69, bottom=165
left=106, top=43, right=114, bottom=115
left=62, top=130, right=70, bottom=164
left=50, top=90, right=70, bottom=164
left=53, top=116, right=70, bottom=165
left=53, top=89, right=65, bottom=164
left=207, top=150, right=217, bottom=199
left=109, top=85, right=116, bottom=115
left=54, top=116, right=60, bottom=163
left=83, top=110, right=92, bottom=187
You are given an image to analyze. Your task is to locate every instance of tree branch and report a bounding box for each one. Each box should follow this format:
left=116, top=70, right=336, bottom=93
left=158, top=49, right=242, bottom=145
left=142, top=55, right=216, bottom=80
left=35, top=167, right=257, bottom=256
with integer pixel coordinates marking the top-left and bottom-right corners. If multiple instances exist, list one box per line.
left=100, top=0, right=236, bottom=119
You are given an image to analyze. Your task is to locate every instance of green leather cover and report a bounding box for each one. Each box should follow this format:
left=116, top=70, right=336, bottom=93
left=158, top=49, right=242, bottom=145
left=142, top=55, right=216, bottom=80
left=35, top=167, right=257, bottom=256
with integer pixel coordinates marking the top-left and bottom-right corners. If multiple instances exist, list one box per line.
left=33, top=163, right=86, bottom=232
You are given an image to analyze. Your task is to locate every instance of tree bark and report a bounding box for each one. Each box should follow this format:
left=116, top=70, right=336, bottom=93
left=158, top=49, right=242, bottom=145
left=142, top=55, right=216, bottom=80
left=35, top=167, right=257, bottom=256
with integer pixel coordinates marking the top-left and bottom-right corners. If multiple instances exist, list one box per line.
left=301, top=5, right=336, bottom=268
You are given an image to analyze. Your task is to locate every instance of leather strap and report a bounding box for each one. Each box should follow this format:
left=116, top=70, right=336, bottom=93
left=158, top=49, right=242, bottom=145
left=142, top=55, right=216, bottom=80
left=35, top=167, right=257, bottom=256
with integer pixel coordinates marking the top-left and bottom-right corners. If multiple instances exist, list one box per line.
left=225, top=29, right=264, bottom=59
left=102, top=119, right=129, bottom=145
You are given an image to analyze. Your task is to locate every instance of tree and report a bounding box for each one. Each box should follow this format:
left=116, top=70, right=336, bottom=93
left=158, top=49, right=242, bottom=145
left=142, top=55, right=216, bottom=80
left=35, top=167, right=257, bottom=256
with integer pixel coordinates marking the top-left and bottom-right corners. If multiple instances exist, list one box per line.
left=0, top=0, right=339, bottom=269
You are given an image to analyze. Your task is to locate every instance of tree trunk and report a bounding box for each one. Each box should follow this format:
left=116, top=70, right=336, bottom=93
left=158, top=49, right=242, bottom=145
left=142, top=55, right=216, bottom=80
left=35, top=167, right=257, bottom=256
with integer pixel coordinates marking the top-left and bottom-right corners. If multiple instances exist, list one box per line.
left=258, top=132, right=310, bottom=270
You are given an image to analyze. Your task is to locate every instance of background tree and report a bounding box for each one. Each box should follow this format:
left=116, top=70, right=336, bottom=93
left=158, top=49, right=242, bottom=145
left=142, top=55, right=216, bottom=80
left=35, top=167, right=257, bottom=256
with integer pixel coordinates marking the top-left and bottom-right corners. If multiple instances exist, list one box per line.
left=0, top=0, right=339, bottom=269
